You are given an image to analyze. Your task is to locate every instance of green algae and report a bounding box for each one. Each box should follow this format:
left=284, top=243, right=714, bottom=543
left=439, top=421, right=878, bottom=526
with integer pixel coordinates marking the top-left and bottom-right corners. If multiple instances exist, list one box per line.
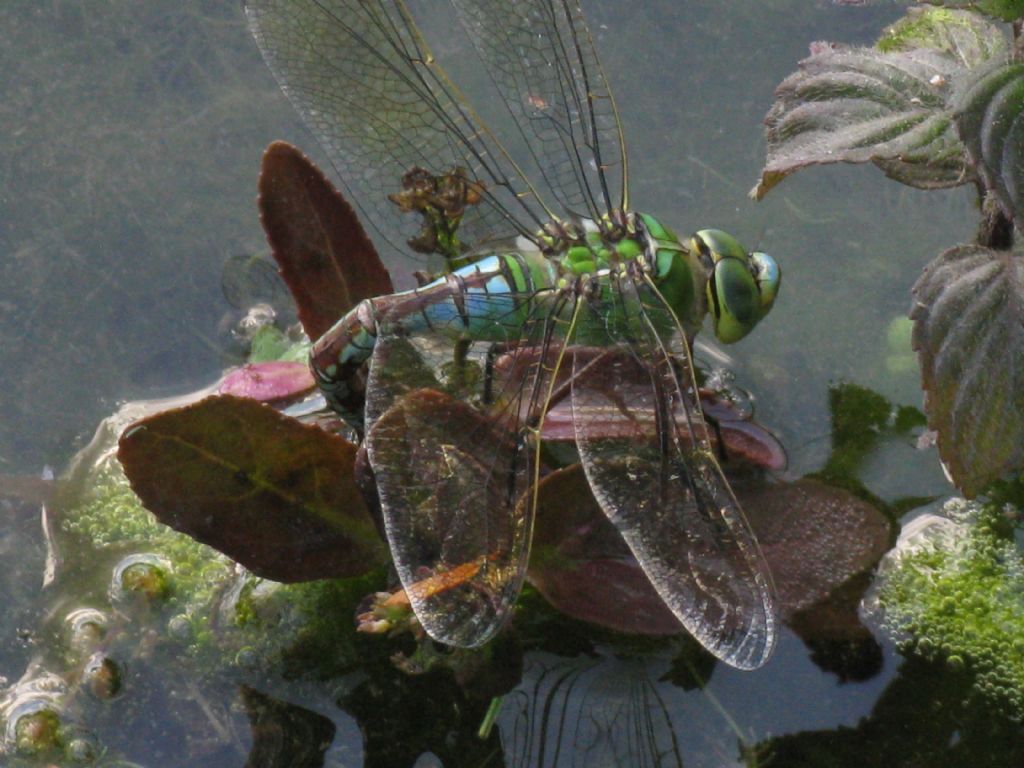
left=877, top=496, right=1024, bottom=716
left=56, top=455, right=383, bottom=676
left=877, top=8, right=962, bottom=53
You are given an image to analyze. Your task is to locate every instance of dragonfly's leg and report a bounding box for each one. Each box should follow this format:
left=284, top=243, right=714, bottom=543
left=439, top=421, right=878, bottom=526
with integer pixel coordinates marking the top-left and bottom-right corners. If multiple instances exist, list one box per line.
left=664, top=355, right=730, bottom=461
left=480, top=341, right=585, bottom=411
left=482, top=343, right=501, bottom=406
left=482, top=341, right=520, bottom=405
left=545, top=346, right=620, bottom=412
left=449, top=337, right=472, bottom=391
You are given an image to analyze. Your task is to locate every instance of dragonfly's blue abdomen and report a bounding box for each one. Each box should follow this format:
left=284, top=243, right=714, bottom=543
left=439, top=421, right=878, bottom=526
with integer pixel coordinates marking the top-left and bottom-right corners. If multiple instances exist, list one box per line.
left=311, top=247, right=558, bottom=426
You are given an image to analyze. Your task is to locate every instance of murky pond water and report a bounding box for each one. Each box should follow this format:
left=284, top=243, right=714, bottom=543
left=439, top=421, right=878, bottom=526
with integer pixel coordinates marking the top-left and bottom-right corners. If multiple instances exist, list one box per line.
left=2, top=1, right=1020, bottom=766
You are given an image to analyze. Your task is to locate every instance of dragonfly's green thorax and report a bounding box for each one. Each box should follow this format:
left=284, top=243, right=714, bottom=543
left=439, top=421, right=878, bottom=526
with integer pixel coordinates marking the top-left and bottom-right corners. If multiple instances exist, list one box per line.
left=554, top=212, right=677, bottom=275
left=549, top=212, right=707, bottom=339
left=561, top=229, right=641, bottom=275
left=642, top=213, right=705, bottom=339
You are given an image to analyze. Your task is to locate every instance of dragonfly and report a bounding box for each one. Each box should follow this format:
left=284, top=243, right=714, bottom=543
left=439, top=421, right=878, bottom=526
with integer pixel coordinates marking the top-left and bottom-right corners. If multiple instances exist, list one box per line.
left=244, top=0, right=781, bottom=669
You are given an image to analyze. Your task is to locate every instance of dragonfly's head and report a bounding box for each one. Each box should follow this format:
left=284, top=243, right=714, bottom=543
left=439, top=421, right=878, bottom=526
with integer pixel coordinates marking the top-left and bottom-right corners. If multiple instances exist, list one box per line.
left=692, top=229, right=781, bottom=344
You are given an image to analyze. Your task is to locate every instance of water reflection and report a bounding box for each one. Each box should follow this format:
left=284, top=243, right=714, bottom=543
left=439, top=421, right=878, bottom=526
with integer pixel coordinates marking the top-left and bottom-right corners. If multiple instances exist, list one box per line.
left=499, top=652, right=687, bottom=768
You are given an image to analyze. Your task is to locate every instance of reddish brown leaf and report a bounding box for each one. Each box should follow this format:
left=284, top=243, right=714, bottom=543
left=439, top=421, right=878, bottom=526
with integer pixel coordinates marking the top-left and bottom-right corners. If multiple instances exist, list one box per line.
left=117, top=394, right=387, bottom=582
left=738, top=478, right=894, bottom=619
left=217, top=361, right=315, bottom=403
left=528, top=467, right=893, bottom=636
left=258, top=141, right=393, bottom=340
left=527, top=465, right=683, bottom=636
left=539, top=383, right=786, bottom=471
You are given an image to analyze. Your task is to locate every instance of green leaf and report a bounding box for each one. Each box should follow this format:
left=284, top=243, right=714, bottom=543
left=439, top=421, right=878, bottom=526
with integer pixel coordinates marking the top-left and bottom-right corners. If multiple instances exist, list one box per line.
left=753, top=9, right=1007, bottom=199
left=911, top=243, right=1024, bottom=497
left=916, top=0, right=1024, bottom=22
left=247, top=324, right=295, bottom=363
left=953, top=61, right=1024, bottom=233
left=117, top=394, right=388, bottom=581
left=821, top=382, right=895, bottom=481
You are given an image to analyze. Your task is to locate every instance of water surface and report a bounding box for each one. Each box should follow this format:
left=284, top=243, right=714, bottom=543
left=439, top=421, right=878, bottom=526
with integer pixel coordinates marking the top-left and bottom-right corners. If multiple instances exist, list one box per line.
left=0, top=1, right=1006, bottom=766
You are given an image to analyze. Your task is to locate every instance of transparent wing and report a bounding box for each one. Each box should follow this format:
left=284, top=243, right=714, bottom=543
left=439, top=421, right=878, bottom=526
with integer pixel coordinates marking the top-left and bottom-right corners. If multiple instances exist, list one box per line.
left=245, top=0, right=548, bottom=261
left=363, top=285, right=568, bottom=646
left=450, top=0, right=628, bottom=220
left=569, top=272, right=777, bottom=669
left=245, top=0, right=624, bottom=266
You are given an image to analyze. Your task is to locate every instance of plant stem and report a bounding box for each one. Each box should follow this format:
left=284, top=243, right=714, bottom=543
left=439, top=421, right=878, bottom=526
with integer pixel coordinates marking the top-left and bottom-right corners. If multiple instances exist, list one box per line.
left=977, top=193, right=1015, bottom=250
left=477, top=695, right=503, bottom=740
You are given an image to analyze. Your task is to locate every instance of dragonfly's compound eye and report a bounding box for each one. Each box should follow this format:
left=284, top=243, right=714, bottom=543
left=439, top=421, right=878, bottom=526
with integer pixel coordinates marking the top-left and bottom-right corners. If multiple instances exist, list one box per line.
left=691, top=229, right=746, bottom=267
left=694, top=230, right=780, bottom=343
left=708, top=255, right=762, bottom=344
left=750, top=251, right=781, bottom=314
